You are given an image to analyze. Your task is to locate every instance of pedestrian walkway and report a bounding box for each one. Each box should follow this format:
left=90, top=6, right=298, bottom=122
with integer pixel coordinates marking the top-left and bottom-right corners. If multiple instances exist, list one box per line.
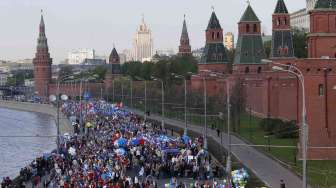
left=130, top=108, right=307, bottom=188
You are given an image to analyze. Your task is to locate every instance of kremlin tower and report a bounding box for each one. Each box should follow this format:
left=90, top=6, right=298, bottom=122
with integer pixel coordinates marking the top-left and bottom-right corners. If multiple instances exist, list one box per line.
left=105, top=47, right=121, bottom=89
left=33, top=11, right=52, bottom=97
left=308, top=0, right=336, bottom=58
left=178, top=15, right=192, bottom=56
left=271, top=0, right=295, bottom=58
left=233, top=3, right=266, bottom=73
left=199, top=9, right=229, bottom=73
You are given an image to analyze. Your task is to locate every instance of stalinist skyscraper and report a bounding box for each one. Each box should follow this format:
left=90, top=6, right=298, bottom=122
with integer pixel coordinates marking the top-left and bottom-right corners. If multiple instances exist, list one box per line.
left=132, top=15, right=153, bottom=62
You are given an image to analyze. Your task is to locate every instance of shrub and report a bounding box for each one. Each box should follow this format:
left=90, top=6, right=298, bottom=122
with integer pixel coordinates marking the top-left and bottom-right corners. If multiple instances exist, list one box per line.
left=259, top=118, right=299, bottom=139
left=274, top=120, right=299, bottom=139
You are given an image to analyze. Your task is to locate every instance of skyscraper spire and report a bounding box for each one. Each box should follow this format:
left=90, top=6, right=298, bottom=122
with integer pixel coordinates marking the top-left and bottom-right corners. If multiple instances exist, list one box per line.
left=178, top=14, right=191, bottom=56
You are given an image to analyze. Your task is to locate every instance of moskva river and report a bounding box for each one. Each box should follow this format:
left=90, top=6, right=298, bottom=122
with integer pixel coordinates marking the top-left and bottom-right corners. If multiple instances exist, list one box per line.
left=0, top=108, right=56, bottom=179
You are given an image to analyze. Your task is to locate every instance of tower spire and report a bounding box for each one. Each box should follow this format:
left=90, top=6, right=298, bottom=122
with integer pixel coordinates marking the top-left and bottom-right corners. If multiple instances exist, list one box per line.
left=178, top=14, right=191, bottom=56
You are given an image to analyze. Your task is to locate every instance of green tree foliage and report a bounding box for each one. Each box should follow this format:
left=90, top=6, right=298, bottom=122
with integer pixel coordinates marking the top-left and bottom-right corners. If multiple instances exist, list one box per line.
left=122, top=61, right=143, bottom=79
left=121, top=56, right=198, bottom=84
left=58, top=65, right=74, bottom=79
left=91, top=65, right=107, bottom=81
left=227, top=49, right=235, bottom=64
left=7, top=70, right=33, bottom=86
left=263, top=40, right=272, bottom=58
left=140, top=62, right=154, bottom=80
left=292, top=28, right=308, bottom=58
left=230, top=78, right=246, bottom=133
left=259, top=118, right=299, bottom=138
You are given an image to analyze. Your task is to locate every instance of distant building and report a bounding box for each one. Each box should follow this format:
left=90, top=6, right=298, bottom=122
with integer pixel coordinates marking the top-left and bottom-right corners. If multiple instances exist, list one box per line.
left=156, top=49, right=175, bottom=57
left=24, top=79, right=34, bottom=87
left=119, top=53, right=127, bottom=64
left=132, top=15, right=153, bottom=62
left=123, top=49, right=133, bottom=62
left=16, top=59, right=33, bottom=64
left=290, top=8, right=309, bottom=31
left=224, top=32, right=234, bottom=50
left=82, top=58, right=106, bottom=66
left=68, top=49, right=95, bottom=65
left=192, top=48, right=204, bottom=62
left=0, top=73, right=8, bottom=86
left=261, top=33, right=272, bottom=43
left=290, top=0, right=318, bottom=31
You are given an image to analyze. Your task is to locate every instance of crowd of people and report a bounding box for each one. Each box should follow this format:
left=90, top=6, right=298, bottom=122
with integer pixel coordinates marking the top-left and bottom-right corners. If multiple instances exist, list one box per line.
left=2, top=101, right=231, bottom=188
left=3, top=100, right=244, bottom=188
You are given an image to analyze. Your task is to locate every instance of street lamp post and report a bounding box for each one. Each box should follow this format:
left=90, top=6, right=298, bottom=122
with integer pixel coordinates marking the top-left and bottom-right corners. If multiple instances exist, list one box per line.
left=121, top=81, right=124, bottom=104
left=272, top=63, right=307, bottom=188
left=173, top=73, right=188, bottom=136
left=191, top=73, right=208, bottom=150
left=208, top=72, right=232, bottom=179
left=203, top=76, right=208, bottom=150
left=129, top=78, right=133, bottom=108
left=51, top=76, right=71, bottom=154
left=144, top=80, right=147, bottom=121
left=112, top=79, right=115, bottom=103
left=152, top=76, right=165, bottom=129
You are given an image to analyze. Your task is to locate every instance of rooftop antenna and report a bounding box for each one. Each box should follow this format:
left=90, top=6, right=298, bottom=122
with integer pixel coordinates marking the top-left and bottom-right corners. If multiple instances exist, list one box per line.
left=211, top=6, right=215, bottom=12
left=142, top=13, right=145, bottom=23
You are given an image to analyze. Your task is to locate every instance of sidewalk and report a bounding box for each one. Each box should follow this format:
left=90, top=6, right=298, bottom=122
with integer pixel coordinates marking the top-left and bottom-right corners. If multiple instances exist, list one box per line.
left=130, top=108, right=306, bottom=188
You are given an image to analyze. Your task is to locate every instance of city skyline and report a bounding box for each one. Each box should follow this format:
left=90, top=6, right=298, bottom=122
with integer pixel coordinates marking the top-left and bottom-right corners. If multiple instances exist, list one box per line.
left=0, top=0, right=305, bottom=63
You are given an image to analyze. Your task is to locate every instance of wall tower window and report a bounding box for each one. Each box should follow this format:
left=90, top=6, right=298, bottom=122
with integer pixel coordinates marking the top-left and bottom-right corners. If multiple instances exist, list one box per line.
left=253, top=24, right=257, bottom=32
left=212, top=32, right=215, bottom=40
left=245, top=67, right=250, bottom=74
left=246, top=24, right=250, bottom=32
left=318, top=84, right=324, bottom=96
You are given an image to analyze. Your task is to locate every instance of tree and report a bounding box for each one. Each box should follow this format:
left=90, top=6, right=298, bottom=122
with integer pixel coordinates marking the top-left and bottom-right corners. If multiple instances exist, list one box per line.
left=7, top=70, right=33, bottom=86
left=292, top=28, right=308, bottom=58
left=91, top=65, right=107, bottom=81
left=227, top=49, right=236, bottom=64
left=230, top=79, right=246, bottom=133
left=263, top=40, right=272, bottom=58
left=122, top=61, right=142, bottom=79
left=58, top=65, right=74, bottom=79
left=141, top=62, right=154, bottom=80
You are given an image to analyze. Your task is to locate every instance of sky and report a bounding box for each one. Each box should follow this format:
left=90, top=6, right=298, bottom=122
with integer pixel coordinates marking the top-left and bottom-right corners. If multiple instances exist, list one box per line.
left=0, top=0, right=306, bottom=63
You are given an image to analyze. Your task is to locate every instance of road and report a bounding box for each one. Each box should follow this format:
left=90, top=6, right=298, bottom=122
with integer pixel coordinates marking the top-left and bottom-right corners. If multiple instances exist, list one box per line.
left=130, top=108, right=306, bottom=188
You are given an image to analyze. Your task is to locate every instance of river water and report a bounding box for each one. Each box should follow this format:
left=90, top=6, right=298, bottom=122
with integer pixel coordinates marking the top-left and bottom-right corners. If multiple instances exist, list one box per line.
left=0, top=108, right=56, bottom=179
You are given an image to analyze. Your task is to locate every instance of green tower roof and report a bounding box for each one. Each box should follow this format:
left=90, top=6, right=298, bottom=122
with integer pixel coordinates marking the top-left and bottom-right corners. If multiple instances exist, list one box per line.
left=315, top=0, right=336, bottom=9
left=274, top=0, right=288, bottom=13
left=207, top=11, right=222, bottom=30
left=240, top=5, right=260, bottom=22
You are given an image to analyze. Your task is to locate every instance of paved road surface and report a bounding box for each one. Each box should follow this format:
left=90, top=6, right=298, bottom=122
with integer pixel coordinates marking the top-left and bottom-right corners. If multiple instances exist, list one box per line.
left=130, top=108, right=306, bottom=188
